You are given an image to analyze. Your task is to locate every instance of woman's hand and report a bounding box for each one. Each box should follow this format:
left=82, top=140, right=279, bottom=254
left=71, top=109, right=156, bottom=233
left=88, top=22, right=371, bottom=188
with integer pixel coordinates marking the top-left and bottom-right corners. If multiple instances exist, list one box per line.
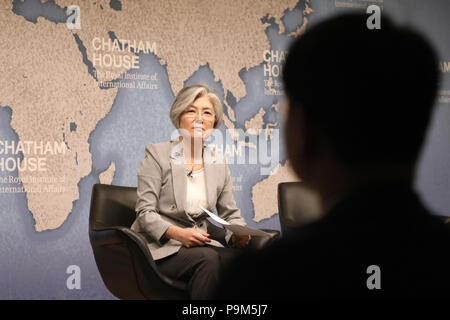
left=231, top=234, right=251, bottom=248
left=165, top=225, right=211, bottom=248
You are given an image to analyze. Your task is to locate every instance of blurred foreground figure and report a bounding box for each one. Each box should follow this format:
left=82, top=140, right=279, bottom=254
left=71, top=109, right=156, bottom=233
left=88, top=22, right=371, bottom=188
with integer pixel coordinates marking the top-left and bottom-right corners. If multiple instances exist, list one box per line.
left=214, top=13, right=450, bottom=299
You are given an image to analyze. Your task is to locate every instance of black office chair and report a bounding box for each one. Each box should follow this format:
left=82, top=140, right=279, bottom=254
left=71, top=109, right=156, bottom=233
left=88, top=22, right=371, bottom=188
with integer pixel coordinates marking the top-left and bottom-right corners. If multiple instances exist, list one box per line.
left=277, top=182, right=323, bottom=237
left=89, top=183, right=279, bottom=300
left=277, top=182, right=450, bottom=237
left=89, top=183, right=188, bottom=299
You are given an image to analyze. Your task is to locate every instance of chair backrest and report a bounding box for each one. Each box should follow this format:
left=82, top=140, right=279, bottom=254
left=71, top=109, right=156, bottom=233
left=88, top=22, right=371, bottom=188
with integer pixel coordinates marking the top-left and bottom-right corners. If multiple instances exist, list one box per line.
left=89, top=183, right=137, bottom=230
left=277, top=182, right=323, bottom=236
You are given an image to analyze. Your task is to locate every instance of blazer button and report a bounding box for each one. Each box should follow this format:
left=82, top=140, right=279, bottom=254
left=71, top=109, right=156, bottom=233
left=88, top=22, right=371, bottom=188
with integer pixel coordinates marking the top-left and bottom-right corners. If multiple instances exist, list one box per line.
left=171, top=204, right=176, bottom=210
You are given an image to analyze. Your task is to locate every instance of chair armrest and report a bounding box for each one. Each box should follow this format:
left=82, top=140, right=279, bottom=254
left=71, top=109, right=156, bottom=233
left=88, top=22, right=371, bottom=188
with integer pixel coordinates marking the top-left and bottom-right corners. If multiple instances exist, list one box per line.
left=261, top=228, right=281, bottom=238
left=246, top=228, right=280, bottom=250
left=91, top=226, right=187, bottom=291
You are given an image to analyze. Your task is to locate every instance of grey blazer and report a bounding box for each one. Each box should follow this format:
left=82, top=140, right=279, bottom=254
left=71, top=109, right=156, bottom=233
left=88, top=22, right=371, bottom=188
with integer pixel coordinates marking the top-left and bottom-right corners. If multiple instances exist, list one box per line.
left=131, top=139, right=247, bottom=260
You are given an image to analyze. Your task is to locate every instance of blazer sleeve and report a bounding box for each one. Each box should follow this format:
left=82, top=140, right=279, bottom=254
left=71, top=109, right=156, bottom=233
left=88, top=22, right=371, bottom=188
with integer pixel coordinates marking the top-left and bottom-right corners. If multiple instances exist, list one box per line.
left=134, top=145, right=172, bottom=246
left=216, top=161, right=247, bottom=244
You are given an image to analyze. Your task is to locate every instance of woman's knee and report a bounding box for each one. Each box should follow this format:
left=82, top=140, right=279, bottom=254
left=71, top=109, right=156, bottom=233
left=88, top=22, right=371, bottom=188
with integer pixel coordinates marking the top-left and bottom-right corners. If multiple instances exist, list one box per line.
left=196, top=247, right=221, bottom=266
left=186, top=247, right=237, bottom=270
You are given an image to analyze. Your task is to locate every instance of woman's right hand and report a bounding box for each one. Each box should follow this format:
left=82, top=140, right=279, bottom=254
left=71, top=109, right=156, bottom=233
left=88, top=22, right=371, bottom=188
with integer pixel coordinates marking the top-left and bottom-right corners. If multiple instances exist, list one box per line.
left=165, top=225, right=211, bottom=248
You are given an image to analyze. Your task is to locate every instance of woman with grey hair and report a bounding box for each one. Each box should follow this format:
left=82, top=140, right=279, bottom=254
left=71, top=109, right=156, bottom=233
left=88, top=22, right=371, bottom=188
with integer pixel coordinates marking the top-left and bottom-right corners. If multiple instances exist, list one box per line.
left=130, top=83, right=251, bottom=299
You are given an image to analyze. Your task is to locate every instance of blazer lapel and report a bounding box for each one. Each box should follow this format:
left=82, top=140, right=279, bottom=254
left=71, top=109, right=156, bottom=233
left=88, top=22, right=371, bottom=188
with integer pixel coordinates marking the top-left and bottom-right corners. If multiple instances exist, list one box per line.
left=169, top=140, right=187, bottom=216
left=203, top=144, right=219, bottom=212
left=169, top=139, right=221, bottom=220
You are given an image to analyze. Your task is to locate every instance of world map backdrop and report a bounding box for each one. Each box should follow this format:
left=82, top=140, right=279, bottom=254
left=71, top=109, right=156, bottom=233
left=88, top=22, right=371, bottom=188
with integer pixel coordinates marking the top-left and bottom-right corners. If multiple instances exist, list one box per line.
left=0, top=0, right=449, bottom=299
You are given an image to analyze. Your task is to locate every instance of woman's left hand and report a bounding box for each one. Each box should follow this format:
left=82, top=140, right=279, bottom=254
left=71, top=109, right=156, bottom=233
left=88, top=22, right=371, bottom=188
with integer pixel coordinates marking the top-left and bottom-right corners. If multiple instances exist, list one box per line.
left=231, top=234, right=251, bottom=248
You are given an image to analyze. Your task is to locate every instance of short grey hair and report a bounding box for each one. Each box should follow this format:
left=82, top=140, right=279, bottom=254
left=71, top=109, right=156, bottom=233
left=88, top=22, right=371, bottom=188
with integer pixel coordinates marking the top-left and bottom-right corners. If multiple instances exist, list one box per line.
left=170, top=83, right=223, bottom=129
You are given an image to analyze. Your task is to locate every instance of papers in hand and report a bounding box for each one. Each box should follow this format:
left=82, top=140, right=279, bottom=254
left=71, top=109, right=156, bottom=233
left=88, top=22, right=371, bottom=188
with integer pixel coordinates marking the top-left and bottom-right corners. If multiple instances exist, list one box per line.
left=200, top=206, right=271, bottom=237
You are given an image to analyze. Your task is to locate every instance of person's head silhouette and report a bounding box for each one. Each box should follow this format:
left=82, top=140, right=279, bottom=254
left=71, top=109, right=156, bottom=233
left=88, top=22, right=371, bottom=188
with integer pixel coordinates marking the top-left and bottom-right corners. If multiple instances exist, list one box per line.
left=282, top=13, right=440, bottom=206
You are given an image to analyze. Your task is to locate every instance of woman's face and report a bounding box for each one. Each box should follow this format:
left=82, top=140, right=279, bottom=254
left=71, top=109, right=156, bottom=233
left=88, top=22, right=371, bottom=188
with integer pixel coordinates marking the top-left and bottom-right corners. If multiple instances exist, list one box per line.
left=179, top=95, right=216, bottom=140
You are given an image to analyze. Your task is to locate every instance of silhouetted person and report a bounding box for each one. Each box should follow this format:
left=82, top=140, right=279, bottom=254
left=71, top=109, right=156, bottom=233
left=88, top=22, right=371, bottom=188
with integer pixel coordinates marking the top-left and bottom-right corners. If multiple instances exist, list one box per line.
left=214, top=13, right=450, bottom=299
